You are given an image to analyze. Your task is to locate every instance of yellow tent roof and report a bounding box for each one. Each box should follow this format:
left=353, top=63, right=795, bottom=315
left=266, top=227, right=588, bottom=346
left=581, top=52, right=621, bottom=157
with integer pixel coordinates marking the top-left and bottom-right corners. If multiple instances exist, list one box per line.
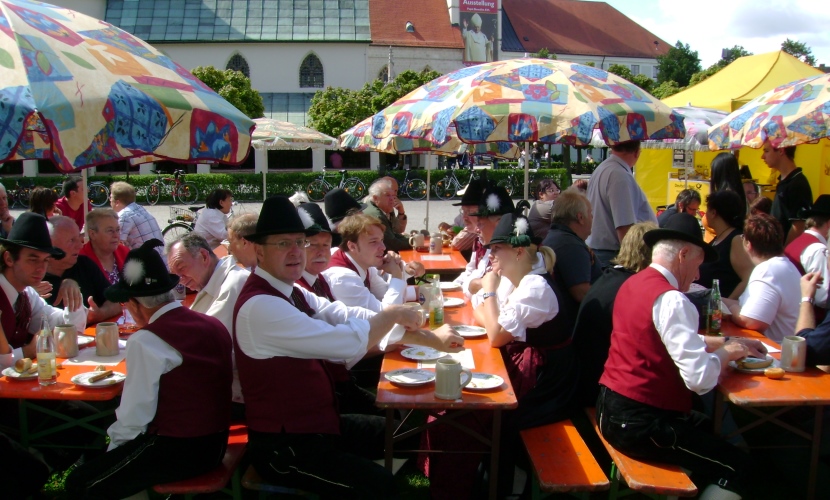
left=662, top=51, right=823, bottom=112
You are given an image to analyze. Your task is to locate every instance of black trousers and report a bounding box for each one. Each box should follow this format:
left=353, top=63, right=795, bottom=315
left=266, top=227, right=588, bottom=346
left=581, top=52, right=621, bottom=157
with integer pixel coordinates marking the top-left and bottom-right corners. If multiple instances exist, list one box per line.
left=597, top=386, right=753, bottom=496
left=65, top=430, right=228, bottom=499
left=248, top=414, right=396, bottom=499
left=0, top=431, right=50, bottom=498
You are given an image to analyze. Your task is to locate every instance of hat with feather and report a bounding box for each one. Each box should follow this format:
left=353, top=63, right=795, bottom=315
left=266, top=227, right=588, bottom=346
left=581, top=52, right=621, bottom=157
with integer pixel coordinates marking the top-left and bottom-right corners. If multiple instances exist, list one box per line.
left=486, top=213, right=535, bottom=248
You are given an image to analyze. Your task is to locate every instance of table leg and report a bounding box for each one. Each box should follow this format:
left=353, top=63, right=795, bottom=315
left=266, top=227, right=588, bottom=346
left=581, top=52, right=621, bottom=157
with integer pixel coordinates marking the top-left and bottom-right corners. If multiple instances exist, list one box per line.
left=19, top=400, right=29, bottom=449
left=385, top=408, right=394, bottom=471
left=807, top=406, right=823, bottom=500
left=488, top=410, right=502, bottom=500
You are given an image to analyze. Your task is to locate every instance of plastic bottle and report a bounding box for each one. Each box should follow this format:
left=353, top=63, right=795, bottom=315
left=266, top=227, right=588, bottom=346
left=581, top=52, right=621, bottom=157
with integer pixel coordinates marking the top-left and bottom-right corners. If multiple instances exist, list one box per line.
left=707, top=279, right=722, bottom=335
left=37, top=317, right=57, bottom=386
left=429, top=281, right=444, bottom=328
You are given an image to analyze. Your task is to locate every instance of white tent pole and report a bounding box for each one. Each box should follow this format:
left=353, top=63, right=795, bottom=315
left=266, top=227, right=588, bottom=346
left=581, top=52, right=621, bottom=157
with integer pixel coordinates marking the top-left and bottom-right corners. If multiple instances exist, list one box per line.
left=82, top=168, right=89, bottom=236
left=425, top=157, right=431, bottom=231
left=523, top=142, right=530, bottom=204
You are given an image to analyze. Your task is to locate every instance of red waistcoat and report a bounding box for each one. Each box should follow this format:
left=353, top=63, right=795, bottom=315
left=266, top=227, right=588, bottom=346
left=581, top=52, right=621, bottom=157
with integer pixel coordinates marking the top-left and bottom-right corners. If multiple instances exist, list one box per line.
left=297, top=275, right=350, bottom=383
left=142, top=308, right=232, bottom=437
left=600, top=267, right=692, bottom=413
left=784, top=231, right=821, bottom=275
left=0, top=289, right=31, bottom=348
left=233, top=273, right=340, bottom=435
left=328, top=249, right=370, bottom=289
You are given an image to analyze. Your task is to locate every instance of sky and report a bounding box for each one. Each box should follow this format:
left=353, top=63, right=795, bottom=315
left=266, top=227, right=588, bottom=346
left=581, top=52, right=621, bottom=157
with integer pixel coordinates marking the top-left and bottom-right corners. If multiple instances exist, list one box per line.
left=596, top=0, right=830, bottom=68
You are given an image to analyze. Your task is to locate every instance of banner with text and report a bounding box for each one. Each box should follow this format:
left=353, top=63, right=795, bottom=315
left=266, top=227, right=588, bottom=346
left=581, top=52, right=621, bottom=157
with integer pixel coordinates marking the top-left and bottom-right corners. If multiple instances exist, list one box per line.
left=460, top=0, right=498, bottom=65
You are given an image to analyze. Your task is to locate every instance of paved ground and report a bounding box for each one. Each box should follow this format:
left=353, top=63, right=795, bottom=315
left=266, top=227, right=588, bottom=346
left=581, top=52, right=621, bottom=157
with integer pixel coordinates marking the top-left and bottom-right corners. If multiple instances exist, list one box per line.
left=10, top=199, right=465, bottom=234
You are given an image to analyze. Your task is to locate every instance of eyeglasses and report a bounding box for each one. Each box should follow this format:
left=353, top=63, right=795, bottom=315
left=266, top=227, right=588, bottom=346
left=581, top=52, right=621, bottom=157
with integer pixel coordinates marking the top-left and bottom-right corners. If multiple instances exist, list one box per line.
left=459, top=209, right=478, bottom=216
left=545, top=188, right=561, bottom=194
left=307, top=243, right=330, bottom=251
left=260, top=238, right=310, bottom=250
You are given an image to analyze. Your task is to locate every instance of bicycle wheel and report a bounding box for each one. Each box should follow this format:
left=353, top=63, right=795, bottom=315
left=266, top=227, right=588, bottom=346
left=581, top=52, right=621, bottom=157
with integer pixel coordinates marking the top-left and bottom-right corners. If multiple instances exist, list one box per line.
left=433, top=179, right=455, bottom=200
left=498, top=179, right=515, bottom=197
left=306, top=179, right=328, bottom=202
left=405, top=179, right=427, bottom=201
left=162, top=222, right=193, bottom=247
left=342, top=178, right=366, bottom=200
left=146, top=183, right=161, bottom=205
left=88, top=183, right=109, bottom=207
left=15, top=187, right=31, bottom=208
left=177, top=182, right=199, bottom=204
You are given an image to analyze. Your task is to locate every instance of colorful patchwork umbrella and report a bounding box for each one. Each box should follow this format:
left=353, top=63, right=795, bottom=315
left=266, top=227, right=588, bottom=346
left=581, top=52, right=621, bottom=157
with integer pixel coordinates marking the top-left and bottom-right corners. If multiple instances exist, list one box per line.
left=708, top=73, right=830, bottom=150
left=0, top=0, right=255, bottom=172
left=591, top=106, right=728, bottom=151
left=252, top=118, right=338, bottom=151
left=371, top=58, right=686, bottom=147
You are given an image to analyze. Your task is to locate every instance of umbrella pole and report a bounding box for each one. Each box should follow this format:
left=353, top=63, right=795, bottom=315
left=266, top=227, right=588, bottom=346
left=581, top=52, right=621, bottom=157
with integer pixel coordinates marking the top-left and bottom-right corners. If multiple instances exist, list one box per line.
left=82, top=168, right=89, bottom=236
left=425, top=157, right=431, bottom=231
left=523, top=143, right=530, bottom=206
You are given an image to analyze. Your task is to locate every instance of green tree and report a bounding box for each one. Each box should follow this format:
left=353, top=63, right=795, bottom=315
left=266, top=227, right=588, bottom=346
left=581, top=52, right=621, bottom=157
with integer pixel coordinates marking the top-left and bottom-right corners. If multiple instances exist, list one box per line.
left=782, top=38, right=816, bottom=66
left=656, top=41, right=702, bottom=87
left=607, top=64, right=634, bottom=82
left=650, top=80, right=682, bottom=99
left=632, top=74, right=654, bottom=93
left=532, top=48, right=557, bottom=60
left=717, top=45, right=752, bottom=68
left=190, top=66, right=264, bottom=119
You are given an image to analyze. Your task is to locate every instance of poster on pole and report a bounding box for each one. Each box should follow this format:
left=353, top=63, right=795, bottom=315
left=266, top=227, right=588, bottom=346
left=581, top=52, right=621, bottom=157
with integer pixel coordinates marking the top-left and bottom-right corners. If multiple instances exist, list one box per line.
left=460, top=0, right=498, bottom=65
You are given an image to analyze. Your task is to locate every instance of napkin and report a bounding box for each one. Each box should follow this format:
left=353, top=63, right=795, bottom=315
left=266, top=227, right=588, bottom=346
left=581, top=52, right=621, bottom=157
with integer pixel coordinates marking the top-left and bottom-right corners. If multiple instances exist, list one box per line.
left=418, top=349, right=475, bottom=369
left=420, top=255, right=451, bottom=261
left=62, top=342, right=127, bottom=366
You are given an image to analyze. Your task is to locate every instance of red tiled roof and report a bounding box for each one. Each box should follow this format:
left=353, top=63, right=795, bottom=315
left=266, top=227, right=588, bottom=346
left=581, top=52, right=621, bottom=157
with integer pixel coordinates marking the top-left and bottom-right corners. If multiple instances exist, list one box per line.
left=503, top=0, right=670, bottom=59
left=369, top=0, right=463, bottom=48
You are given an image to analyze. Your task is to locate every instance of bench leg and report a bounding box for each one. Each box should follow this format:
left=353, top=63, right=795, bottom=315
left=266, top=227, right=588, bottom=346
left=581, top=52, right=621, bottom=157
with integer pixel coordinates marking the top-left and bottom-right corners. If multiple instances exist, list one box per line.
left=608, top=463, right=621, bottom=500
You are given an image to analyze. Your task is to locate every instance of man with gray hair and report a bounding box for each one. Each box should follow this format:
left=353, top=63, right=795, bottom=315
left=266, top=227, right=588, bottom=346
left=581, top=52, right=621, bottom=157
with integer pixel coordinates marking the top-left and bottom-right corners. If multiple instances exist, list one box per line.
left=0, top=183, right=14, bottom=238
left=67, top=239, right=232, bottom=498
left=227, top=213, right=258, bottom=269
left=363, top=178, right=411, bottom=251
left=542, top=191, right=601, bottom=316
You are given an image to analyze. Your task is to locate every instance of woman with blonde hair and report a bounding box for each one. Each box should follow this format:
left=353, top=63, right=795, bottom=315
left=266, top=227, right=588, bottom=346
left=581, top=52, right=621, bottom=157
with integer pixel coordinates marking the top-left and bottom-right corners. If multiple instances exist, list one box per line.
left=572, top=221, right=658, bottom=405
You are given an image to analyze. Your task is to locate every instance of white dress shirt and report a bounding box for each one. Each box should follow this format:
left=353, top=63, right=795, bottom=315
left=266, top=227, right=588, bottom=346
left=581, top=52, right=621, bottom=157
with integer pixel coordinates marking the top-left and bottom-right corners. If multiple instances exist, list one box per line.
left=649, top=263, right=723, bottom=395
left=0, top=274, right=87, bottom=369
left=321, top=252, right=409, bottom=312
left=454, top=248, right=489, bottom=298
left=193, top=208, right=230, bottom=249
left=107, top=302, right=183, bottom=450
left=797, top=229, right=829, bottom=308
left=497, top=274, right=558, bottom=342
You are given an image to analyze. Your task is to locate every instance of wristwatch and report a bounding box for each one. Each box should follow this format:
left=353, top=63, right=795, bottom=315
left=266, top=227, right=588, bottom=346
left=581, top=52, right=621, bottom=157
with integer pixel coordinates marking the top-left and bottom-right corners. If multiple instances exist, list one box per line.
left=482, top=291, right=497, bottom=300
left=801, top=296, right=814, bottom=304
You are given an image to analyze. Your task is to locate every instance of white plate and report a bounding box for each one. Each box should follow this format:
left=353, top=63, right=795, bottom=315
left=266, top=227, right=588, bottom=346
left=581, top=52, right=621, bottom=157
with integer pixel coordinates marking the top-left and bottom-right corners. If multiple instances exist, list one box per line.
left=400, top=346, right=446, bottom=361
left=2, top=366, right=38, bottom=381
left=728, top=356, right=781, bottom=374
left=77, top=335, right=94, bottom=347
left=71, top=371, right=126, bottom=388
left=466, top=373, right=504, bottom=391
left=443, top=297, right=465, bottom=308
left=438, top=282, right=461, bottom=291
left=385, top=368, right=436, bottom=387
left=454, top=325, right=486, bottom=338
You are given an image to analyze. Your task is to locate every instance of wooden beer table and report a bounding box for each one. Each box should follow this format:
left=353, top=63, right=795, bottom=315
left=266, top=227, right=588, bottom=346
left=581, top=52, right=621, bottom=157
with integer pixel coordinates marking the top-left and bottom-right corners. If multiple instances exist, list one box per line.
left=399, top=247, right=469, bottom=275
left=376, top=292, right=517, bottom=500
left=713, top=321, right=830, bottom=499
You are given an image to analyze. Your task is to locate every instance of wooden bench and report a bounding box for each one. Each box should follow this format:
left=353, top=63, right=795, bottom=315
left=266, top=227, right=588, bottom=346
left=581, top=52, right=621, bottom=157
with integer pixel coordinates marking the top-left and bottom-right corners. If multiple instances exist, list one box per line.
left=521, top=419, right=610, bottom=499
left=241, top=465, right=318, bottom=499
left=153, top=424, right=247, bottom=499
left=585, top=409, right=697, bottom=499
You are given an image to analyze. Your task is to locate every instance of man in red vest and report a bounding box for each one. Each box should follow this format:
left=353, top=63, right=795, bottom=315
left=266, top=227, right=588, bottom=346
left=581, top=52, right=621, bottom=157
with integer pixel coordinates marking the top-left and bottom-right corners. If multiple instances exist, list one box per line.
left=67, top=239, right=233, bottom=498
left=784, top=195, right=830, bottom=318
left=233, top=196, right=462, bottom=498
left=598, top=213, right=766, bottom=500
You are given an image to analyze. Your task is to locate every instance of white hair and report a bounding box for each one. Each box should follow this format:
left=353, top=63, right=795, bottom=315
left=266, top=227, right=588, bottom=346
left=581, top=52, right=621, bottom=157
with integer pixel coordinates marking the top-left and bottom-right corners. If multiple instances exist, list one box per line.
left=135, top=291, right=175, bottom=308
left=652, top=240, right=702, bottom=262
left=368, top=178, right=393, bottom=199
left=46, top=215, right=78, bottom=237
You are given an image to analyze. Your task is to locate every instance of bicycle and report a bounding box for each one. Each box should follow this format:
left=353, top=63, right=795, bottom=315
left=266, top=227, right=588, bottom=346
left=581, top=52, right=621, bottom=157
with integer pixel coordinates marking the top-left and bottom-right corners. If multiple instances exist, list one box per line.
left=306, top=169, right=366, bottom=203
left=398, top=167, right=427, bottom=201
left=5, top=178, right=33, bottom=208
left=498, top=166, right=538, bottom=198
left=162, top=205, right=202, bottom=246
left=51, top=177, right=111, bottom=207
left=432, top=164, right=480, bottom=200
left=146, top=169, right=199, bottom=206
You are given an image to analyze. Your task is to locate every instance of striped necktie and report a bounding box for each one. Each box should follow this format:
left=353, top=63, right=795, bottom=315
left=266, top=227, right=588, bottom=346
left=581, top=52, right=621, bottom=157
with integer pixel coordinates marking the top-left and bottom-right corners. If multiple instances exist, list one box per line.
left=312, top=276, right=336, bottom=302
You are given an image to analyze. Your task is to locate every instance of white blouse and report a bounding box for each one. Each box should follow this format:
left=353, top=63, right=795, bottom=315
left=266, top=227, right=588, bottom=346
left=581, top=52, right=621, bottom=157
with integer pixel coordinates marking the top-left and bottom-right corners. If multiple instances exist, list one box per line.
left=193, top=208, right=229, bottom=249
left=497, top=274, right=558, bottom=343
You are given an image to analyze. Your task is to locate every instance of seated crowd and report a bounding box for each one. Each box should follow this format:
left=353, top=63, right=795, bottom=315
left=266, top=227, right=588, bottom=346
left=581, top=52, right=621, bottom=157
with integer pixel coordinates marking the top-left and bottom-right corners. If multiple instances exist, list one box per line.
left=0, top=146, right=828, bottom=500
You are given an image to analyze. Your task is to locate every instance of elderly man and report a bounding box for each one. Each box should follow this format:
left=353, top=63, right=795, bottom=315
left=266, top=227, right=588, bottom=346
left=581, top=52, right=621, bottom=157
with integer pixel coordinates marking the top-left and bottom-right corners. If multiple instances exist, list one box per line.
left=657, top=189, right=701, bottom=228
left=380, top=175, right=407, bottom=233
left=110, top=181, right=164, bottom=256
left=323, top=213, right=419, bottom=312
left=54, top=176, right=92, bottom=232
left=0, top=183, right=14, bottom=238
left=761, top=141, right=813, bottom=244
left=233, top=196, right=461, bottom=498
left=44, top=216, right=120, bottom=323
left=227, top=213, right=258, bottom=270
left=542, top=191, right=601, bottom=317
left=785, top=195, right=830, bottom=318
left=67, top=240, right=232, bottom=498
left=363, top=178, right=411, bottom=251
left=587, top=140, right=658, bottom=267
left=598, top=213, right=764, bottom=500
left=0, top=213, right=88, bottom=366
left=449, top=179, right=484, bottom=259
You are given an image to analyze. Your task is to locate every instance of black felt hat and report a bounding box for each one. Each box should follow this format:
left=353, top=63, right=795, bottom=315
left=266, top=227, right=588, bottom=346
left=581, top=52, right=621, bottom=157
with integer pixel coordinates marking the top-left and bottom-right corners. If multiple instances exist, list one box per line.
left=245, top=196, right=317, bottom=242
left=799, top=195, right=830, bottom=218
left=104, top=239, right=179, bottom=303
left=0, top=212, right=65, bottom=259
left=471, top=185, right=515, bottom=217
left=324, top=188, right=366, bottom=223
left=452, top=178, right=485, bottom=207
left=644, top=213, right=717, bottom=262
left=298, top=202, right=341, bottom=247
left=486, top=213, right=535, bottom=248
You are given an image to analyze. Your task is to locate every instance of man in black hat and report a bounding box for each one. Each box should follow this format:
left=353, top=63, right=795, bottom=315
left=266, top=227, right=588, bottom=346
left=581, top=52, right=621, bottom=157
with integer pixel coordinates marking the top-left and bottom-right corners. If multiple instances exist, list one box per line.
left=597, top=213, right=766, bottom=500
left=296, top=203, right=339, bottom=301
left=448, top=178, right=484, bottom=260
left=233, top=196, right=462, bottom=498
left=324, top=187, right=365, bottom=231
left=0, top=212, right=87, bottom=365
left=67, top=240, right=233, bottom=499
left=784, top=195, right=830, bottom=313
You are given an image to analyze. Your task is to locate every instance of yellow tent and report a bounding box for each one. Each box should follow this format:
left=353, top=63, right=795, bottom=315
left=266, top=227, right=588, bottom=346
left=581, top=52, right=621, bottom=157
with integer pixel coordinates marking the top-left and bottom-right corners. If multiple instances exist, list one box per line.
left=635, top=51, right=828, bottom=210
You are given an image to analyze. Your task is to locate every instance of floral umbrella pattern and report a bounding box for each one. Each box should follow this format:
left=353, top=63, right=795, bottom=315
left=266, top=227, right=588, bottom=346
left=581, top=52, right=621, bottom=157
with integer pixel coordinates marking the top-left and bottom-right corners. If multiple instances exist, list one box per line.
left=340, top=116, right=521, bottom=158
left=590, top=106, right=728, bottom=151
left=371, top=58, right=685, bottom=147
left=251, top=118, right=338, bottom=150
left=0, top=0, right=254, bottom=171
left=708, top=73, right=830, bottom=150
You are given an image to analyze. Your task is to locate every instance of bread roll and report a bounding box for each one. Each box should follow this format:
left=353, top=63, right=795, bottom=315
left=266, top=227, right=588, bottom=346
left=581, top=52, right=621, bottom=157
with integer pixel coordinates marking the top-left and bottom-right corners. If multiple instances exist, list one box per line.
left=738, top=357, right=773, bottom=370
left=14, top=358, right=32, bottom=373
left=765, top=367, right=785, bottom=379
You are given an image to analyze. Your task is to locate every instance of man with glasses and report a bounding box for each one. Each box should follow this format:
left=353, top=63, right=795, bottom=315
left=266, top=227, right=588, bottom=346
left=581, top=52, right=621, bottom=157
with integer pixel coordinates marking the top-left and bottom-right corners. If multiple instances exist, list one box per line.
left=233, top=196, right=462, bottom=498
left=743, top=181, right=759, bottom=204
left=657, top=189, right=701, bottom=228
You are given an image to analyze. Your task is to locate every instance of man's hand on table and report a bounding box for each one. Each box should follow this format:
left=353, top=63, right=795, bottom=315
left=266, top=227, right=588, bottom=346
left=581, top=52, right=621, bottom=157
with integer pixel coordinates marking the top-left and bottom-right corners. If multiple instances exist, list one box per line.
left=406, top=324, right=464, bottom=353
left=721, top=340, right=750, bottom=361
left=405, top=260, right=425, bottom=278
